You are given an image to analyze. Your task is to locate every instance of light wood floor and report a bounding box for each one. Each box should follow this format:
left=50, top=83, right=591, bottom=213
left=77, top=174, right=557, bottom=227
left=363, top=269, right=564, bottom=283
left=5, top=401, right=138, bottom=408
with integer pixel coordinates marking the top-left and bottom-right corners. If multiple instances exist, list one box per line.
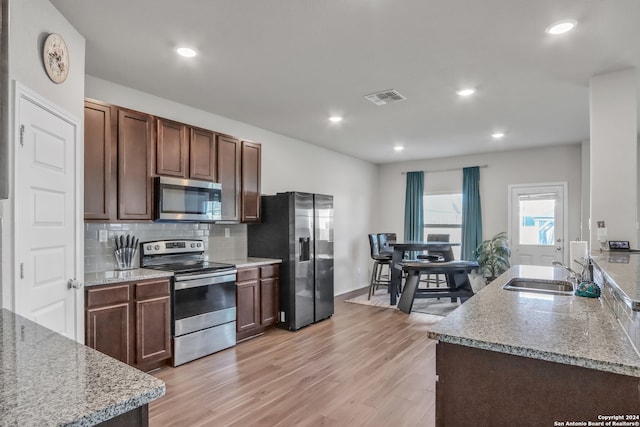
left=149, top=290, right=438, bottom=427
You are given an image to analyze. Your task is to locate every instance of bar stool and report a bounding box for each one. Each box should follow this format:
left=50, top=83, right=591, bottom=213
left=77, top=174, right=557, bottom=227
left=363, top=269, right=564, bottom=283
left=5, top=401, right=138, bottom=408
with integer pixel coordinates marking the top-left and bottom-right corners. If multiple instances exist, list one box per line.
left=368, top=234, right=392, bottom=300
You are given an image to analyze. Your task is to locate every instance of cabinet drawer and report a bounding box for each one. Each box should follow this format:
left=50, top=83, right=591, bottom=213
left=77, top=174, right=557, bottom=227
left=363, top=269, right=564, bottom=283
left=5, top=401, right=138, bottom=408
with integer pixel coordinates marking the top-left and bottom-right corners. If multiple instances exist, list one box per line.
left=260, top=264, right=280, bottom=278
left=237, top=267, right=259, bottom=282
left=135, top=279, right=170, bottom=300
left=86, top=284, right=130, bottom=308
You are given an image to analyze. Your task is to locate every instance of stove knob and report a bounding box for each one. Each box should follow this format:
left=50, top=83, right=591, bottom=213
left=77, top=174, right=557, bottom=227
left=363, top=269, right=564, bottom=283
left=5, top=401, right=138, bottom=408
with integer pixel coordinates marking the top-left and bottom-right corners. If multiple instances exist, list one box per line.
left=191, top=243, right=195, bottom=248
left=197, top=242, right=202, bottom=248
left=154, top=245, right=160, bottom=250
left=146, top=245, right=152, bottom=251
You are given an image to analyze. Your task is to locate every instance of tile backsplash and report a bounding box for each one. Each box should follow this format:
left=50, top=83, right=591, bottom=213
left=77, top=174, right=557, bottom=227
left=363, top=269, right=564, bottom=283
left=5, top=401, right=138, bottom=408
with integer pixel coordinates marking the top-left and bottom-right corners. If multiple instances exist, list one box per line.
left=85, top=223, right=247, bottom=273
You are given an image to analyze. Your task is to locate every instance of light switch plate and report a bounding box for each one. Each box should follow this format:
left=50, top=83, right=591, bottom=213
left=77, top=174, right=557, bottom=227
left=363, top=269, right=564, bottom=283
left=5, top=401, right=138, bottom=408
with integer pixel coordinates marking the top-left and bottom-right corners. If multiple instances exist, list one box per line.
left=98, top=230, right=108, bottom=243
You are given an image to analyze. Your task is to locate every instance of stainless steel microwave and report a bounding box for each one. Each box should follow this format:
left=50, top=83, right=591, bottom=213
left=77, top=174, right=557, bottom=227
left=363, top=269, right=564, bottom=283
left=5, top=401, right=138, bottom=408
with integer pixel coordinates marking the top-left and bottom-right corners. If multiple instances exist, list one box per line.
left=155, top=176, right=222, bottom=222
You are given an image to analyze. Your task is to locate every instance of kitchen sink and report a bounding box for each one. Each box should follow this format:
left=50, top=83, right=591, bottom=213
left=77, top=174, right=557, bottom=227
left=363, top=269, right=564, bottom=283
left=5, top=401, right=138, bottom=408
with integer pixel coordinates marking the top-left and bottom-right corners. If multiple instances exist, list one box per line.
left=502, top=278, right=575, bottom=296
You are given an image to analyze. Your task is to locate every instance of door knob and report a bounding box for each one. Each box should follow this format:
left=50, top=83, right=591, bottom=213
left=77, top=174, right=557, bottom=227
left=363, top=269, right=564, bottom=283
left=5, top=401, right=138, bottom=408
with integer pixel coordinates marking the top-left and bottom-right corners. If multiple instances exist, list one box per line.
left=67, top=279, right=82, bottom=289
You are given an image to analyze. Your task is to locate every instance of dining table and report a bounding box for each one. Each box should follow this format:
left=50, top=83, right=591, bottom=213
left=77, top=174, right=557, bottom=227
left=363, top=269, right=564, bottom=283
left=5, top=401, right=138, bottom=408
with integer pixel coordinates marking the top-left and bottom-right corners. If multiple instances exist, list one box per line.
left=387, top=241, right=462, bottom=305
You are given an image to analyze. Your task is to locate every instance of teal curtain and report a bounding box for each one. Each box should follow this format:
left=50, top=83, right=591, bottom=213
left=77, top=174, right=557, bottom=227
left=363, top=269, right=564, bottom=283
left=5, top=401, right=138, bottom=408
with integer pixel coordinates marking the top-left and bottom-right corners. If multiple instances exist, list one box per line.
left=404, top=172, right=424, bottom=256
left=461, top=166, right=482, bottom=260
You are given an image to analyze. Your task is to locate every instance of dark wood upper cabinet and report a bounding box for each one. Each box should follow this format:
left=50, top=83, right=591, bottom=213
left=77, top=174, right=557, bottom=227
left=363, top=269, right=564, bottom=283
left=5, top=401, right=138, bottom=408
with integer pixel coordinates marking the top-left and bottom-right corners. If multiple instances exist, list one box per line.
left=84, top=100, right=116, bottom=220
left=83, top=98, right=262, bottom=224
left=217, top=135, right=241, bottom=222
left=190, top=128, right=216, bottom=181
left=157, top=120, right=216, bottom=182
left=156, top=119, right=188, bottom=178
left=241, top=141, right=261, bottom=223
left=118, top=109, right=154, bottom=220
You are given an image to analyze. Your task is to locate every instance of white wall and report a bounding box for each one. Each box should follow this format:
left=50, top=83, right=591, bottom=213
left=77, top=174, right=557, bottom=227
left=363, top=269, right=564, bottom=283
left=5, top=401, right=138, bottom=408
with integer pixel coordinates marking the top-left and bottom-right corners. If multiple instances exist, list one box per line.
left=1, top=0, right=85, bottom=308
left=376, top=144, right=583, bottom=256
left=589, top=69, right=638, bottom=249
left=85, top=76, right=378, bottom=295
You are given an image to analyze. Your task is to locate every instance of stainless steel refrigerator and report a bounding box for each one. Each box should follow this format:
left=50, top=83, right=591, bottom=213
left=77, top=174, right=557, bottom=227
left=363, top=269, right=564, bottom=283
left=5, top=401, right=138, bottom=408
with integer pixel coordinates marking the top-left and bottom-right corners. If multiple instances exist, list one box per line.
left=247, top=192, right=334, bottom=331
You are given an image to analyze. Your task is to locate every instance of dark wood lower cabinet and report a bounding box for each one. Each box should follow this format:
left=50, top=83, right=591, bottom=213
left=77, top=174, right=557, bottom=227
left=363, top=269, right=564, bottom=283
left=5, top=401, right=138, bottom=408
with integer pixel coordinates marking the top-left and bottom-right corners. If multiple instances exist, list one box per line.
left=236, top=263, right=280, bottom=342
left=237, top=278, right=260, bottom=334
left=436, top=342, right=640, bottom=426
left=85, top=279, right=171, bottom=372
left=86, top=302, right=130, bottom=364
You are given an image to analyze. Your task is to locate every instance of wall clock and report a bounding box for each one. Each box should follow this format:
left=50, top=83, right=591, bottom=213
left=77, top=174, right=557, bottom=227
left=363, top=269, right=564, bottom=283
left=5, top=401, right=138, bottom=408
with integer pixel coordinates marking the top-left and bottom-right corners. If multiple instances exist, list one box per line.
left=43, top=33, right=69, bottom=84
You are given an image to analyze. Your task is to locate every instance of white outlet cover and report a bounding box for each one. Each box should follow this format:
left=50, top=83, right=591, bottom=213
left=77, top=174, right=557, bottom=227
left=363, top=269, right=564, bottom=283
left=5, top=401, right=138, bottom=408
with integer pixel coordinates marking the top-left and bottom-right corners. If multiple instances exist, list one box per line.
left=98, top=230, right=108, bottom=243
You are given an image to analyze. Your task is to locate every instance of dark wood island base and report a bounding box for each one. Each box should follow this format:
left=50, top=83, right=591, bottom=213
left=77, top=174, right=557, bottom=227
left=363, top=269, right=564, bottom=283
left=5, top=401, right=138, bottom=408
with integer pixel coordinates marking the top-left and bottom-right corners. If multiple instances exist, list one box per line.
left=98, top=405, right=148, bottom=427
left=436, top=342, right=640, bottom=426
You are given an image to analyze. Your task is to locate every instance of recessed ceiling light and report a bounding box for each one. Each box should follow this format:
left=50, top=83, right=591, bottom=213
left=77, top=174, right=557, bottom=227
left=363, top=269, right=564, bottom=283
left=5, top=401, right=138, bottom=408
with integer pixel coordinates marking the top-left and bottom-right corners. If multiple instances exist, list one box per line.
left=456, top=88, right=476, bottom=97
left=176, top=47, right=197, bottom=57
left=545, top=20, right=577, bottom=35
left=492, top=132, right=505, bottom=139
left=393, top=145, right=404, bottom=152
left=329, top=116, right=343, bottom=123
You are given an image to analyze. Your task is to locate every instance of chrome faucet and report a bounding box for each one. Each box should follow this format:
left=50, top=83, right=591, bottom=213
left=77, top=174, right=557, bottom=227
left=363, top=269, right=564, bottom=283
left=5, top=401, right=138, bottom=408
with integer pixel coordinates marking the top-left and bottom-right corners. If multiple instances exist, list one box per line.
left=551, top=261, right=580, bottom=283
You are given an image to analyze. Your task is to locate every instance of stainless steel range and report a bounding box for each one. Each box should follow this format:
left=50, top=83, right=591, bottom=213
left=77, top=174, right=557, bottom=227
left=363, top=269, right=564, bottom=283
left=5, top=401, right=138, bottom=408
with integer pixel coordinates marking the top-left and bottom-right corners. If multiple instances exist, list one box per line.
left=140, top=239, right=237, bottom=366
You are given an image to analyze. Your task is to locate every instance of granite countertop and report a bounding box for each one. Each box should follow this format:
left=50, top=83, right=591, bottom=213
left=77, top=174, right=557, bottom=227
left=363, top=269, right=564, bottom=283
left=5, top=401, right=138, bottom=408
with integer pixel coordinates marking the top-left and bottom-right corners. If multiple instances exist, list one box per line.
left=427, top=265, right=640, bottom=378
left=0, top=308, right=165, bottom=426
left=590, top=251, right=640, bottom=311
left=85, top=268, right=174, bottom=287
left=216, top=257, right=282, bottom=268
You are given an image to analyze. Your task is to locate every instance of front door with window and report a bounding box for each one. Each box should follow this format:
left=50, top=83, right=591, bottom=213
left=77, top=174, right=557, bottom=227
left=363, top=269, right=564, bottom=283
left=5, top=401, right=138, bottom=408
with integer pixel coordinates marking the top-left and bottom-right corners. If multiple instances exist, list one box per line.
left=508, top=183, right=567, bottom=267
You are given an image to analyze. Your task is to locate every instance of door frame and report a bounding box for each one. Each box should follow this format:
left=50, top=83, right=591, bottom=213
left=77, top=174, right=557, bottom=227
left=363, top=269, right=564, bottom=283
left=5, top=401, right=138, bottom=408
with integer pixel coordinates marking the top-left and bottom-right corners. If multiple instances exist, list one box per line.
left=507, top=182, right=568, bottom=266
left=13, top=81, right=84, bottom=342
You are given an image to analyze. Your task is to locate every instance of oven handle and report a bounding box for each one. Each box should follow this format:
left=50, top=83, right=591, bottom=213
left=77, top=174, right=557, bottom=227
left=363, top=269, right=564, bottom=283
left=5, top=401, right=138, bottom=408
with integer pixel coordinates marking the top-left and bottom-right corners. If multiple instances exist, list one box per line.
left=174, top=269, right=237, bottom=282
left=174, top=273, right=237, bottom=290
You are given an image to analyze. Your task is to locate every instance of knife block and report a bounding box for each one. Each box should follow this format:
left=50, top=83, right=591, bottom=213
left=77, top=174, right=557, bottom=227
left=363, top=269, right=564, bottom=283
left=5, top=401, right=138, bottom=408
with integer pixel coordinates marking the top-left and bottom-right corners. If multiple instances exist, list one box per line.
left=114, top=247, right=137, bottom=270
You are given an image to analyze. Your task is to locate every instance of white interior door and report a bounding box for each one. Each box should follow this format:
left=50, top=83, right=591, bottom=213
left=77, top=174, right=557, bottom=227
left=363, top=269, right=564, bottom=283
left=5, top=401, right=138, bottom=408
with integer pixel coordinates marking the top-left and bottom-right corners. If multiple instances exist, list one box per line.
left=509, top=183, right=567, bottom=267
left=15, top=84, right=82, bottom=341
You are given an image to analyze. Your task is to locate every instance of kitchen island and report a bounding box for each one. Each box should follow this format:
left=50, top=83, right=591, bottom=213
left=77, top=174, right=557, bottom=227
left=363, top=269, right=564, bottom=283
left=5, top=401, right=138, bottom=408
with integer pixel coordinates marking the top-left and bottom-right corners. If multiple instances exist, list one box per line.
left=428, top=265, right=640, bottom=426
left=0, top=308, right=165, bottom=426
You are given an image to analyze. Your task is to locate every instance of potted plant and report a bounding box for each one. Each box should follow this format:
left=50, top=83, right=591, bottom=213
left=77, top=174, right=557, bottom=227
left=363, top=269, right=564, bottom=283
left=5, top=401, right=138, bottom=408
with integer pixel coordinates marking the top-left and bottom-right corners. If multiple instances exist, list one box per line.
left=474, top=232, right=511, bottom=282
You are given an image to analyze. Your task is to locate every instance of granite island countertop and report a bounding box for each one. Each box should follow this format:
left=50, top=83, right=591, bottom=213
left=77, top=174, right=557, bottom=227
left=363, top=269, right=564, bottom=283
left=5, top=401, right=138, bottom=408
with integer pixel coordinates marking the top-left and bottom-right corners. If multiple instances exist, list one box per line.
left=427, top=265, right=640, bottom=378
left=0, top=308, right=165, bottom=426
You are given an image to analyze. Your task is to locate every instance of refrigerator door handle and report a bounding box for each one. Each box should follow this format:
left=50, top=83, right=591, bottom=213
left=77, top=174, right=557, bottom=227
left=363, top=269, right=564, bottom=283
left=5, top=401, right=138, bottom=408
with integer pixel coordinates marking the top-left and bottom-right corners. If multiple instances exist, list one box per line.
left=299, top=237, right=311, bottom=262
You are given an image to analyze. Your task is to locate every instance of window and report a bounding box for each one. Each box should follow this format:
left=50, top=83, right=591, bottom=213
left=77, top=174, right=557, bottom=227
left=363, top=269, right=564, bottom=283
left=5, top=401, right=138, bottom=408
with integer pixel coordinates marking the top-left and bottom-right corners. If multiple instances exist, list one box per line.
left=518, top=198, right=555, bottom=245
left=423, top=193, right=462, bottom=259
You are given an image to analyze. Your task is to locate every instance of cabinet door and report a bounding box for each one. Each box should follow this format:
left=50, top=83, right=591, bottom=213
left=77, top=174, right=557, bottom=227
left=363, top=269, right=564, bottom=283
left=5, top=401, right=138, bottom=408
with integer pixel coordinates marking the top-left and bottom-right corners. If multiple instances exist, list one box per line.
left=135, top=295, right=171, bottom=367
left=260, top=277, right=279, bottom=326
left=156, top=118, right=188, bottom=178
left=86, top=303, right=130, bottom=364
left=84, top=100, right=116, bottom=220
left=236, top=279, right=260, bottom=333
left=217, top=135, right=241, bottom=222
left=190, top=128, right=216, bottom=181
left=118, top=109, right=154, bottom=220
left=241, top=141, right=261, bottom=223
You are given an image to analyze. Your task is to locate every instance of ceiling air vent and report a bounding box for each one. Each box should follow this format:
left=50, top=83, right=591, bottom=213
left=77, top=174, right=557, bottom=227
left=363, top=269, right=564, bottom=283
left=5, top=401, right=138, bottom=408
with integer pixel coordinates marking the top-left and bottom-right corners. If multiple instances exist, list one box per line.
left=364, top=89, right=407, bottom=106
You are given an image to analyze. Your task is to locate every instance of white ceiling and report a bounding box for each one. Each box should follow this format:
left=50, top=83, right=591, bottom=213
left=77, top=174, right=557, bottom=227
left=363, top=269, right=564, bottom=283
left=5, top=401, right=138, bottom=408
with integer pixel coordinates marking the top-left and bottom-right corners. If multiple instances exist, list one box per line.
left=50, top=0, right=640, bottom=164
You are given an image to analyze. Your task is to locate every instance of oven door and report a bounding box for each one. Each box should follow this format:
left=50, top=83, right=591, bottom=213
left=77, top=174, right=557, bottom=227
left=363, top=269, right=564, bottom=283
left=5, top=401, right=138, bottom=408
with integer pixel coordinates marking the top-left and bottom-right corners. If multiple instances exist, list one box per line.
left=156, top=176, right=222, bottom=222
left=173, top=271, right=236, bottom=337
